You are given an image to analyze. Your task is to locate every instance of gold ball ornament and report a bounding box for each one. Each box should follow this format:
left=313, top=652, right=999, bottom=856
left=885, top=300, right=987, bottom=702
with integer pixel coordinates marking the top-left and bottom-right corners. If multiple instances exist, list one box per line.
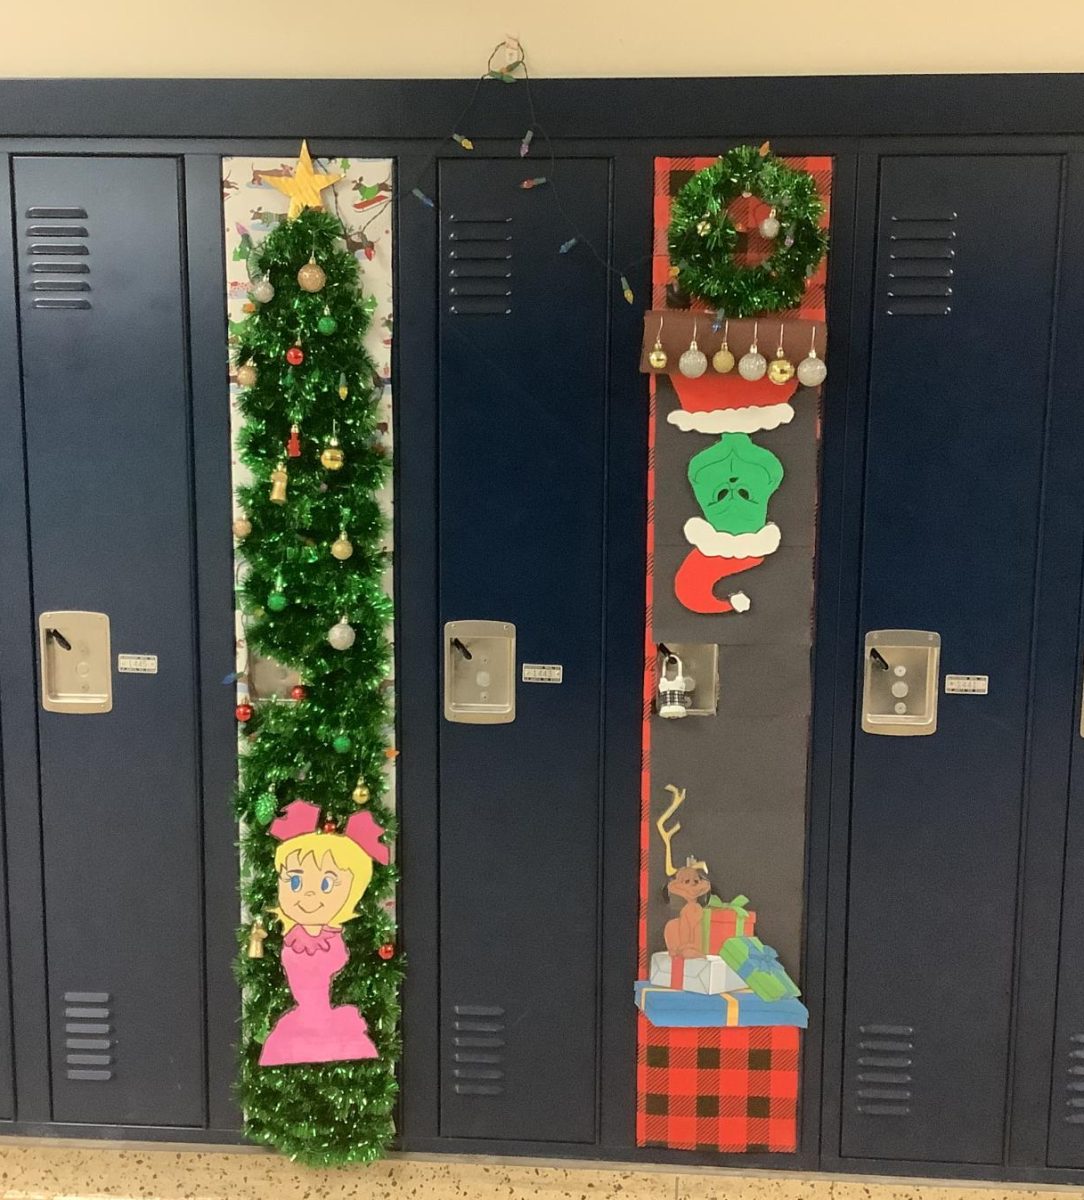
left=331, top=531, right=354, bottom=560
left=232, top=517, right=252, bottom=539
left=768, top=354, right=796, bottom=385
left=696, top=219, right=711, bottom=236
left=352, top=778, right=370, bottom=806
left=236, top=362, right=257, bottom=388
left=297, top=256, right=327, bottom=293
left=712, top=346, right=735, bottom=374
left=319, top=438, right=345, bottom=471
left=648, top=344, right=668, bottom=370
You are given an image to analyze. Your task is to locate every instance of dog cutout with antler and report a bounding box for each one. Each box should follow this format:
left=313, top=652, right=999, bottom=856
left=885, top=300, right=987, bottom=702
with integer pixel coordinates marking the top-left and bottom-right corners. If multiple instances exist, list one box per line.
left=657, top=784, right=713, bottom=957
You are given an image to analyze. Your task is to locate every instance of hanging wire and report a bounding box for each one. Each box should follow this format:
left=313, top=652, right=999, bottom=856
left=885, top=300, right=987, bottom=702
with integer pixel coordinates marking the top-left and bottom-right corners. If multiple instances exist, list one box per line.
left=341, top=38, right=651, bottom=298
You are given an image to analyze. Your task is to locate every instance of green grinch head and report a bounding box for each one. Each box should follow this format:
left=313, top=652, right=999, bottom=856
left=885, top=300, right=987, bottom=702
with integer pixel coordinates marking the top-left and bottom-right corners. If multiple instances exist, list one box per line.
left=687, top=433, right=784, bottom=535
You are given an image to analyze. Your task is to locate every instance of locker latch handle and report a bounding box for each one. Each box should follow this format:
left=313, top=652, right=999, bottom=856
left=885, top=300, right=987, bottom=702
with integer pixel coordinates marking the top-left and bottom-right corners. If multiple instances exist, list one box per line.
left=870, top=647, right=890, bottom=671
left=450, top=637, right=473, bottom=661
left=45, top=627, right=72, bottom=651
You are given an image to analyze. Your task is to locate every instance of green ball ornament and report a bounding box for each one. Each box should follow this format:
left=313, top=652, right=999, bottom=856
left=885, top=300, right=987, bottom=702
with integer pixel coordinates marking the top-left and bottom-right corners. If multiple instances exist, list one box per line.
left=332, top=734, right=352, bottom=754
left=266, top=590, right=287, bottom=612
left=254, top=793, right=278, bottom=826
left=317, top=313, right=338, bottom=335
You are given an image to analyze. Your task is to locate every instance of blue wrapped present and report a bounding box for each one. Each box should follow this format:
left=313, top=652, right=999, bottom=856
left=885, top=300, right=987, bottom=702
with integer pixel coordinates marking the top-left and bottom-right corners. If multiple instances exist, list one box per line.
left=634, top=981, right=808, bottom=1029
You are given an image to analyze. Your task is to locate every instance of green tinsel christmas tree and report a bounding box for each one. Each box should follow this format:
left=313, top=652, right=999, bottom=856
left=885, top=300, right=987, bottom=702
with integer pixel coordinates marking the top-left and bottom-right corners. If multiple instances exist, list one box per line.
left=232, top=202, right=400, bottom=1165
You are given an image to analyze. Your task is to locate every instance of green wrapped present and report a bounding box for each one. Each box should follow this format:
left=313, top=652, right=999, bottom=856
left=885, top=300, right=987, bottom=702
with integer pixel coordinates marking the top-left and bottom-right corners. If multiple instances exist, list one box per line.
left=720, top=935, right=801, bottom=1001
left=699, top=893, right=756, bottom=954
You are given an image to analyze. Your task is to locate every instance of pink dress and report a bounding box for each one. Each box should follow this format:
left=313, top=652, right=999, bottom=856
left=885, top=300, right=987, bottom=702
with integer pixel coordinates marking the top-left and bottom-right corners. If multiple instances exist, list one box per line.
left=258, top=925, right=378, bottom=1066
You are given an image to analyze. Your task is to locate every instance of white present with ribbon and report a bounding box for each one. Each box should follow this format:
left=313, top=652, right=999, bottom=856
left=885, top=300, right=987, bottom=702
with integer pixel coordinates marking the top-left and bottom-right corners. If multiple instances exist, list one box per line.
left=649, top=950, right=746, bottom=995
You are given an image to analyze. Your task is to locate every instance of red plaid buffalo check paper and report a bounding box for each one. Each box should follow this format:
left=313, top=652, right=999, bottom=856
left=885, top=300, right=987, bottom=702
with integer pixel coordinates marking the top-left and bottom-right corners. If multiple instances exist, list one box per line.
left=636, top=1017, right=800, bottom=1152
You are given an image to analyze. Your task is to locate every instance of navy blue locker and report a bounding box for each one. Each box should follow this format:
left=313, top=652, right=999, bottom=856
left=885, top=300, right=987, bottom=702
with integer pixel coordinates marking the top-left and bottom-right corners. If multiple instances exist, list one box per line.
left=436, top=157, right=611, bottom=1143
left=840, top=155, right=1063, bottom=1164
left=12, top=156, right=208, bottom=1127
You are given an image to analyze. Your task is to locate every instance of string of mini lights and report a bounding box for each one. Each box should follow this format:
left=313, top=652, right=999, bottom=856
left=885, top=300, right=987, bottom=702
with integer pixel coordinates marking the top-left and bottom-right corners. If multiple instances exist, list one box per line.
left=350, top=37, right=652, bottom=305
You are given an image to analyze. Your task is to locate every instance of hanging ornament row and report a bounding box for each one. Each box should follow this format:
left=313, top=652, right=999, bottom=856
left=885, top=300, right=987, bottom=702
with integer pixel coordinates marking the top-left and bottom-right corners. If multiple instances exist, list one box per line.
left=653, top=319, right=827, bottom=387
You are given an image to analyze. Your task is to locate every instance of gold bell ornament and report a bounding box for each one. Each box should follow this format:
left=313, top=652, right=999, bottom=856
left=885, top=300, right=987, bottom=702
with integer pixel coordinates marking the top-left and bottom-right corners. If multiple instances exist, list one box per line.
left=297, top=253, right=326, bottom=293
left=767, top=323, right=796, bottom=386
left=269, top=461, right=288, bottom=505
left=352, top=776, right=370, bottom=806
left=648, top=318, right=668, bottom=371
left=712, top=318, right=735, bottom=374
left=247, top=919, right=268, bottom=959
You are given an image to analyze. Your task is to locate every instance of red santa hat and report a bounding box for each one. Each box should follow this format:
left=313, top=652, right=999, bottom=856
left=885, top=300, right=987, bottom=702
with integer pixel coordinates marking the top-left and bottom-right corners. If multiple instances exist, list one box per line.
left=667, top=372, right=798, bottom=435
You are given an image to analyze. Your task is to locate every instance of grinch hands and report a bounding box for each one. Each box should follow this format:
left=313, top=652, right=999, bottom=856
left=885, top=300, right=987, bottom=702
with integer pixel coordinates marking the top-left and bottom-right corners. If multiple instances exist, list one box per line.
left=674, top=433, right=784, bottom=614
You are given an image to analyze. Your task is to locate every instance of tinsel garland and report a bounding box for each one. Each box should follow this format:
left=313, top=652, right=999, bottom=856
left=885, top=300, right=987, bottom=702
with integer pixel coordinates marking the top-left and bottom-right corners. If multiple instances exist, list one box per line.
left=233, top=208, right=402, bottom=1165
left=668, top=145, right=828, bottom=317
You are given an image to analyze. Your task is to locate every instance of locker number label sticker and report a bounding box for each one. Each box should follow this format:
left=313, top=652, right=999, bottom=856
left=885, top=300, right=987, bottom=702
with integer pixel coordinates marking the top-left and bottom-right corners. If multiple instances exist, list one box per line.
left=117, top=653, right=158, bottom=675
left=522, top=663, right=563, bottom=684
left=945, top=674, right=988, bottom=695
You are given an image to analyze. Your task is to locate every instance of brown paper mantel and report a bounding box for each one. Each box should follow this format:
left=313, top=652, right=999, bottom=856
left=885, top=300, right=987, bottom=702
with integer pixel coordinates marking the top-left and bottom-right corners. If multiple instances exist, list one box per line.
left=639, top=310, right=826, bottom=375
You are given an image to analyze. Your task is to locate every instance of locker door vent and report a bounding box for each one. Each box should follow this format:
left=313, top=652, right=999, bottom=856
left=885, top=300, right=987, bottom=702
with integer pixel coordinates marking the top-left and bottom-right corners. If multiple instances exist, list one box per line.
left=853, top=1023, right=913, bottom=1116
left=447, top=214, right=512, bottom=316
left=451, top=1003, right=505, bottom=1095
left=24, top=206, right=92, bottom=310
left=62, top=990, right=114, bottom=1081
left=1062, top=1032, right=1084, bottom=1123
left=884, top=212, right=955, bottom=317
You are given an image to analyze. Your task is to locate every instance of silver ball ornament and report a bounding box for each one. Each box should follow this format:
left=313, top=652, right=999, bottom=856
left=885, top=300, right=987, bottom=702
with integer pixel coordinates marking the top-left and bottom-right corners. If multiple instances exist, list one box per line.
left=797, top=351, right=828, bottom=387
left=678, top=343, right=708, bottom=378
left=738, top=348, right=767, bottom=382
left=759, top=210, right=781, bottom=239
left=328, top=618, right=356, bottom=651
left=251, top=277, right=275, bottom=304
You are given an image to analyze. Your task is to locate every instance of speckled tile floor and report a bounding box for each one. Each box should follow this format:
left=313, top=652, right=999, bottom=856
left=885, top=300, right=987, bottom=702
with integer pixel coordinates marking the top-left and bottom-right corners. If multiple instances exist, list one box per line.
left=0, top=1144, right=1079, bottom=1200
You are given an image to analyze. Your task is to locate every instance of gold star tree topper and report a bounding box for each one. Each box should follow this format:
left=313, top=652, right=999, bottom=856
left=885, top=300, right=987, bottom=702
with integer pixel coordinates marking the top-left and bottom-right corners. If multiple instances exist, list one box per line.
left=268, top=140, right=341, bottom=219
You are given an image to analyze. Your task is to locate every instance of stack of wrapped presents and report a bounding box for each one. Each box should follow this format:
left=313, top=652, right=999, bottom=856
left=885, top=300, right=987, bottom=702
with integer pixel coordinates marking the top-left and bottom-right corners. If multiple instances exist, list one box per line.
left=634, top=895, right=808, bottom=1029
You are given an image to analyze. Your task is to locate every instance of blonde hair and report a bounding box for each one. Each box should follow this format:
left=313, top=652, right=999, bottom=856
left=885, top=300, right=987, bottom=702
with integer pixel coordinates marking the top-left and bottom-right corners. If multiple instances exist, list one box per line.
left=273, top=831, right=374, bottom=932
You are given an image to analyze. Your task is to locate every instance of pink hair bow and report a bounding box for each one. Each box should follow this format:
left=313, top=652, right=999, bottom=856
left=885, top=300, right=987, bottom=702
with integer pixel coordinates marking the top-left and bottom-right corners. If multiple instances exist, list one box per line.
left=268, top=799, right=389, bottom=865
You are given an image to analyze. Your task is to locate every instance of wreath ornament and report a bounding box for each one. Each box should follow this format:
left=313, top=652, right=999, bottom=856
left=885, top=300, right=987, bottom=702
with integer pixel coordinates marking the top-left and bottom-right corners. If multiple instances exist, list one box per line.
left=668, top=144, right=828, bottom=317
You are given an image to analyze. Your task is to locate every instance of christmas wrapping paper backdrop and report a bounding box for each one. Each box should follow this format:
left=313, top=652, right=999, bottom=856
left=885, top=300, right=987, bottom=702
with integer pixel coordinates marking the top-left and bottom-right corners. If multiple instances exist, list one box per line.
left=221, top=152, right=396, bottom=878
left=637, top=154, right=831, bottom=1153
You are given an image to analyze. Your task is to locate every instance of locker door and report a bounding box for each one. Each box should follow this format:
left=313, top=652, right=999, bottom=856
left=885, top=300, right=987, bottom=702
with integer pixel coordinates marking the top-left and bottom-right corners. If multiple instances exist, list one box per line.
left=840, top=155, right=1062, bottom=1164
left=13, top=156, right=206, bottom=1126
left=437, top=158, right=610, bottom=1142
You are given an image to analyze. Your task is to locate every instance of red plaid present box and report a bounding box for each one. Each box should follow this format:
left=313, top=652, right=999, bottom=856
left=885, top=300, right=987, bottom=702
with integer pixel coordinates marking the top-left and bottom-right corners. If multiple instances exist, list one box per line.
left=636, top=1015, right=799, bottom=1152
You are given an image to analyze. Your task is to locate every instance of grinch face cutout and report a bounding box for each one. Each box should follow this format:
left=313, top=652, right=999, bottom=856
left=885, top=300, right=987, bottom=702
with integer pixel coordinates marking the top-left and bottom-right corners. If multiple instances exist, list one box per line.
left=688, top=432, right=783, bottom=535
left=675, top=432, right=785, bottom=614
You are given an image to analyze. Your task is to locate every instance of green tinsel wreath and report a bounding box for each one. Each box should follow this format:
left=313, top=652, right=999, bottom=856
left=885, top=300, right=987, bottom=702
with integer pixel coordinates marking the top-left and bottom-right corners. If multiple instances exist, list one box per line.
left=668, top=145, right=829, bottom=317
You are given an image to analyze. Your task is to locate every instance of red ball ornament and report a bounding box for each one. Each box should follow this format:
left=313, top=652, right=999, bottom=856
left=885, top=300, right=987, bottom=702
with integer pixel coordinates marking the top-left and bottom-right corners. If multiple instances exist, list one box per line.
left=378, top=942, right=396, bottom=961
left=285, top=345, right=304, bottom=366
left=322, top=820, right=338, bottom=834
left=235, top=703, right=254, bottom=722
left=290, top=684, right=308, bottom=701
